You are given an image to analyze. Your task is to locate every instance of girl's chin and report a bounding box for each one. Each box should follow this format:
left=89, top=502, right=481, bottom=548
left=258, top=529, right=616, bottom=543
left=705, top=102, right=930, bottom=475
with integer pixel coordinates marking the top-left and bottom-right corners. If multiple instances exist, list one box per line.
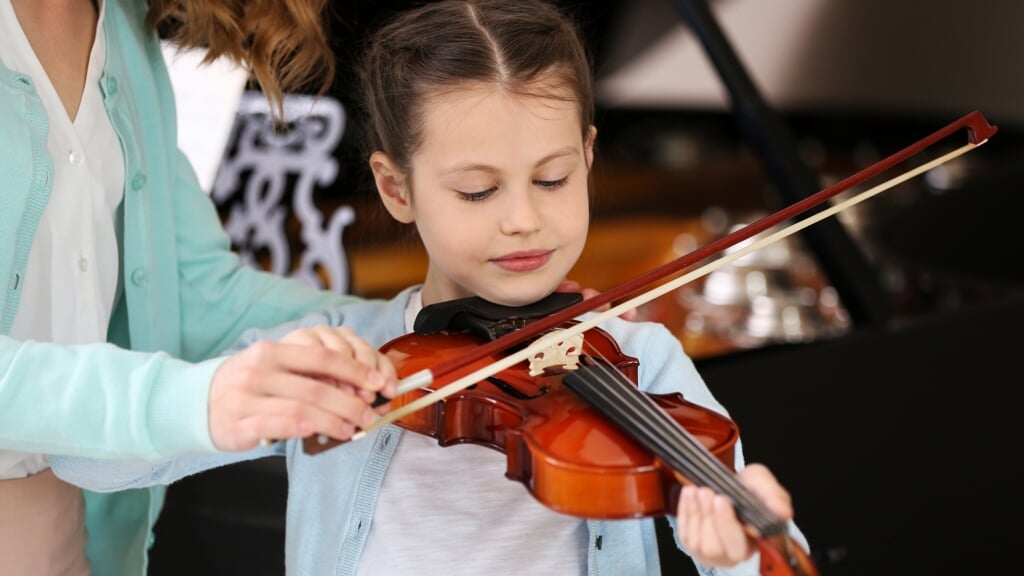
left=476, top=286, right=561, bottom=308
left=431, top=275, right=565, bottom=308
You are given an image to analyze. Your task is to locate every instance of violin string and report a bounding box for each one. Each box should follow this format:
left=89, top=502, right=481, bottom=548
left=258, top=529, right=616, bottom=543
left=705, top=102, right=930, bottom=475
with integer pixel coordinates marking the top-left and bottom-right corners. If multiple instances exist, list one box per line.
left=577, top=343, right=737, bottom=483
left=577, top=342, right=779, bottom=531
left=584, top=361, right=777, bottom=532
left=598, top=370, right=771, bottom=526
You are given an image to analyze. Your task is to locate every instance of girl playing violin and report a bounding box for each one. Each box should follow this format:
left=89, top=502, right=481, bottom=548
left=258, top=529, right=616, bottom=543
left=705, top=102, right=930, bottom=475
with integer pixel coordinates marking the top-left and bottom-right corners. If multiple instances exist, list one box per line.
left=53, top=0, right=810, bottom=574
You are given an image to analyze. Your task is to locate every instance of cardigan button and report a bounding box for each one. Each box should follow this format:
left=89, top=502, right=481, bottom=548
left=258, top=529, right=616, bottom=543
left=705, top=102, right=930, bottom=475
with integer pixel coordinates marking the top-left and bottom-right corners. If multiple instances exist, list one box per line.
left=131, top=173, right=147, bottom=191
left=14, top=75, right=33, bottom=92
left=131, top=268, right=149, bottom=286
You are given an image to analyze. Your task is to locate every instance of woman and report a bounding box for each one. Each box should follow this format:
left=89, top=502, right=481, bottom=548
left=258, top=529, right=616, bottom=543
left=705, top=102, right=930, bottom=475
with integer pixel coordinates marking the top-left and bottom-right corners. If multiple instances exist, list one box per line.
left=0, top=1, right=395, bottom=574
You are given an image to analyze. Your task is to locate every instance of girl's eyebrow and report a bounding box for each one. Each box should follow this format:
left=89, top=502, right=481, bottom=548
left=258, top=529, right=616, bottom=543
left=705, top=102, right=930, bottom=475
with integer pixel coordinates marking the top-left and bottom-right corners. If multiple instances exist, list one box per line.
left=441, top=147, right=580, bottom=176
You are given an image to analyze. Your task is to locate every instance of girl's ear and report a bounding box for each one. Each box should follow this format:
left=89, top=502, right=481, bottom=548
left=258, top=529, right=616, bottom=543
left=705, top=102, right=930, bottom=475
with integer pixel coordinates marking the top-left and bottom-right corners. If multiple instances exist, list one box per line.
left=370, top=151, right=414, bottom=223
left=584, top=125, right=597, bottom=170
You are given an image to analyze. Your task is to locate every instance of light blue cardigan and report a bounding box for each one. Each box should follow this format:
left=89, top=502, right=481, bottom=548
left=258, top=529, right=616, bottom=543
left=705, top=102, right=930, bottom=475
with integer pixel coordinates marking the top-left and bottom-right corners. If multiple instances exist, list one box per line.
left=0, top=0, right=356, bottom=573
left=53, top=286, right=809, bottom=576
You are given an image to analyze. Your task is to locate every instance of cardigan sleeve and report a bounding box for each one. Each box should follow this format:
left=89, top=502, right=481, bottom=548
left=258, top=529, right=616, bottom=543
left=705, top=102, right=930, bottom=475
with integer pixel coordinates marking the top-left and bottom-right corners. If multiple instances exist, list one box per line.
left=0, top=335, right=221, bottom=457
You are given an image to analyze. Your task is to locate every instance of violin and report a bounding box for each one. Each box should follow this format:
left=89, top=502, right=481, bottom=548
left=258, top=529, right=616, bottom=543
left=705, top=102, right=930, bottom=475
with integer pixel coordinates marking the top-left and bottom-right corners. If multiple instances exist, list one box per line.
left=380, top=293, right=739, bottom=520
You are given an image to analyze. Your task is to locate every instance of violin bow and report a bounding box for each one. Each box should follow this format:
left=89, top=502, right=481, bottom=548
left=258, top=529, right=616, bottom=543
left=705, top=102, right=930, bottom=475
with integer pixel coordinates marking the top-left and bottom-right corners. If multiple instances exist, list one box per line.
left=349, top=110, right=998, bottom=441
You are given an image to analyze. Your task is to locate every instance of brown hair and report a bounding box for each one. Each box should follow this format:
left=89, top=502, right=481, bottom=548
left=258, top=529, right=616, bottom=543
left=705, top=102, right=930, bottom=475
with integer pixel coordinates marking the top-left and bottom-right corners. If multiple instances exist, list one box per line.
left=147, top=0, right=335, bottom=121
left=357, top=0, right=594, bottom=173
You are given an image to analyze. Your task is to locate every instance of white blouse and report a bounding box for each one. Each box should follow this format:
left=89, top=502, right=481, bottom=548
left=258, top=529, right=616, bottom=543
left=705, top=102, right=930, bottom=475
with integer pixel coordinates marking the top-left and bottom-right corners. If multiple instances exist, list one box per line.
left=0, top=0, right=124, bottom=479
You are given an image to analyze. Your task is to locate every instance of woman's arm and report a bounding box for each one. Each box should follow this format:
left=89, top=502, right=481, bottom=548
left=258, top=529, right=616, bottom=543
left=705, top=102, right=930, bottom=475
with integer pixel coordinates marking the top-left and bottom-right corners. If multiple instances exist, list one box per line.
left=0, top=335, right=219, bottom=457
left=51, top=445, right=279, bottom=492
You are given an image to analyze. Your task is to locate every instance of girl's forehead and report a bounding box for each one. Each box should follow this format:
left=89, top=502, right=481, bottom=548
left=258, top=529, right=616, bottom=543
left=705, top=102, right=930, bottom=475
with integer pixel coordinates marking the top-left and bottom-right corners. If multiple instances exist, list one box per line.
left=424, top=90, right=578, bottom=137
left=424, top=77, right=580, bottom=114
left=421, top=84, right=581, bottom=132
left=413, top=87, right=585, bottom=173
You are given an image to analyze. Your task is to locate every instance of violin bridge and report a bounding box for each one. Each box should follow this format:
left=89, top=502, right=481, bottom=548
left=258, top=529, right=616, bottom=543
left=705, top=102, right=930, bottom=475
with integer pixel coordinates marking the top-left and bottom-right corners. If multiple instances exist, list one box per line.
left=527, top=329, right=584, bottom=376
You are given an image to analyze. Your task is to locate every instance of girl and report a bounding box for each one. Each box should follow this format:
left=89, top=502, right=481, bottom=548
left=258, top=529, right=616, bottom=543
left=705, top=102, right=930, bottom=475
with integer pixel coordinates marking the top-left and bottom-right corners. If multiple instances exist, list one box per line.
left=53, top=1, right=810, bottom=574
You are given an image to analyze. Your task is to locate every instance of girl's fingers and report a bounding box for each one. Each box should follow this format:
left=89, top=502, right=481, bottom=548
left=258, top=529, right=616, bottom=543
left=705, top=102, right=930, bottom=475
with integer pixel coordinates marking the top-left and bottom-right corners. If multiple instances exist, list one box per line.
left=710, top=493, right=749, bottom=561
left=738, top=463, right=793, bottom=520
left=676, top=485, right=754, bottom=567
left=679, top=486, right=704, bottom=552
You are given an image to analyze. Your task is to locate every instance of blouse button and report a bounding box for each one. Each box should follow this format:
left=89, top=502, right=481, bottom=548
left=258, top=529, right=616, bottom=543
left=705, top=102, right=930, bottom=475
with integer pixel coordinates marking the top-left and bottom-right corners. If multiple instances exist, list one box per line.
left=69, top=150, right=83, bottom=166
left=78, top=256, right=89, bottom=272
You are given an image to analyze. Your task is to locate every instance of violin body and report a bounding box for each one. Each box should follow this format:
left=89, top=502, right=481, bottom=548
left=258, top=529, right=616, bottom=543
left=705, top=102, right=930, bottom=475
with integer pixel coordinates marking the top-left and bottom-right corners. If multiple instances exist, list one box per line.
left=378, top=325, right=739, bottom=519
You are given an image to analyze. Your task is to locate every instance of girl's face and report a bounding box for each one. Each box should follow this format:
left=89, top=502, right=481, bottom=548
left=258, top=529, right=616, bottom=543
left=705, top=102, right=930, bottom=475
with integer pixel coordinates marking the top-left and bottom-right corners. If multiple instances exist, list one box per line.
left=374, top=83, right=595, bottom=307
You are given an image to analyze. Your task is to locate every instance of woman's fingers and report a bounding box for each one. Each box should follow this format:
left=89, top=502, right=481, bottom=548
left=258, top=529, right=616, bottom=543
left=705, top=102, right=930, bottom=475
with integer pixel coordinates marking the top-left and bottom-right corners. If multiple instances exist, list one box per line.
left=280, top=328, right=399, bottom=398
left=207, top=338, right=398, bottom=451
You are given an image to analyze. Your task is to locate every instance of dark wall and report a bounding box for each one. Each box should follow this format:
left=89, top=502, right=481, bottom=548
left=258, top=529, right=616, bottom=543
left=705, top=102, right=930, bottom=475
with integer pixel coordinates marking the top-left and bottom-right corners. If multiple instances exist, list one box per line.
left=692, top=294, right=1021, bottom=575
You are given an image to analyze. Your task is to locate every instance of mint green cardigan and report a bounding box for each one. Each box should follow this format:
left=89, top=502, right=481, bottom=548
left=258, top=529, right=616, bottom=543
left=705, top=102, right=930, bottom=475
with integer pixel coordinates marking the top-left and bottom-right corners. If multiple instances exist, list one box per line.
left=0, top=0, right=356, bottom=573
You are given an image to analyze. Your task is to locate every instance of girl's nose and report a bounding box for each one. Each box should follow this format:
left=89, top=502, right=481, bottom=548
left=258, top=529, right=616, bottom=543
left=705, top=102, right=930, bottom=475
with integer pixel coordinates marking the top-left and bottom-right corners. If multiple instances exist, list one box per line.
left=499, top=189, right=543, bottom=235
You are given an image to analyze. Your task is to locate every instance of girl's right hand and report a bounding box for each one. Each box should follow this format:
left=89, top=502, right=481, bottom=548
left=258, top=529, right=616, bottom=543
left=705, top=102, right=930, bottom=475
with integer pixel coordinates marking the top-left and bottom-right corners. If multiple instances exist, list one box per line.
left=207, top=327, right=398, bottom=451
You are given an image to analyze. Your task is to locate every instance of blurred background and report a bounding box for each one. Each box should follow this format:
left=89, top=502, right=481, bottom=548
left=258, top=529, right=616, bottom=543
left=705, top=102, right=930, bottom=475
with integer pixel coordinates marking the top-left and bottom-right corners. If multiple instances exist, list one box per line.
left=152, top=1, right=1023, bottom=574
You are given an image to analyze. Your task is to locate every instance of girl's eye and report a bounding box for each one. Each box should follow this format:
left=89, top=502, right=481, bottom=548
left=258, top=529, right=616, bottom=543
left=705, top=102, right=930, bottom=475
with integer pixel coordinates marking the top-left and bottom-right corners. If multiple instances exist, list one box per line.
left=455, top=177, right=568, bottom=201
left=456, top=187, right=496, bottom=202
left=535, top=177, right=569, bottom=190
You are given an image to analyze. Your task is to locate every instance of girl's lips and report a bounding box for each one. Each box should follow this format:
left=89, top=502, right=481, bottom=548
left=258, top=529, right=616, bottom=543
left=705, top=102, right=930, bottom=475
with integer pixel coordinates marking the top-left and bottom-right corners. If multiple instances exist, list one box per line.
left=492, top=250, right=553, bottom=272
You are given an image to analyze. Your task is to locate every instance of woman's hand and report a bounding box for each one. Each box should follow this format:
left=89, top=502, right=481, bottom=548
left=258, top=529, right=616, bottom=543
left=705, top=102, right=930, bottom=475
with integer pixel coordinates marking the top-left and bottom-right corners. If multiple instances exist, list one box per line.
left=207, top=326, right=398, bottom=451
left=674, top=463, right=794, bottom=568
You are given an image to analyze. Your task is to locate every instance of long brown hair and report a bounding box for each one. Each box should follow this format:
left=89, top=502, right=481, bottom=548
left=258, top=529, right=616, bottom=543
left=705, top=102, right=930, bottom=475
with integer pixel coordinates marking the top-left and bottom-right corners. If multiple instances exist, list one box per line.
left=147, top=0, right=335, bottom=121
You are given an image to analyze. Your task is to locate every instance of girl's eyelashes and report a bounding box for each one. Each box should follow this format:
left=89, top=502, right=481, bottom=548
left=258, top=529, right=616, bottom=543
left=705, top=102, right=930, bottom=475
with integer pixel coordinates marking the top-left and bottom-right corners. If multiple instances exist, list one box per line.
left=454, top=176, right=569, bottom=201
left=535, top=176, right=569, bottom=190
left=456, top=187, right=496, bottom=202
